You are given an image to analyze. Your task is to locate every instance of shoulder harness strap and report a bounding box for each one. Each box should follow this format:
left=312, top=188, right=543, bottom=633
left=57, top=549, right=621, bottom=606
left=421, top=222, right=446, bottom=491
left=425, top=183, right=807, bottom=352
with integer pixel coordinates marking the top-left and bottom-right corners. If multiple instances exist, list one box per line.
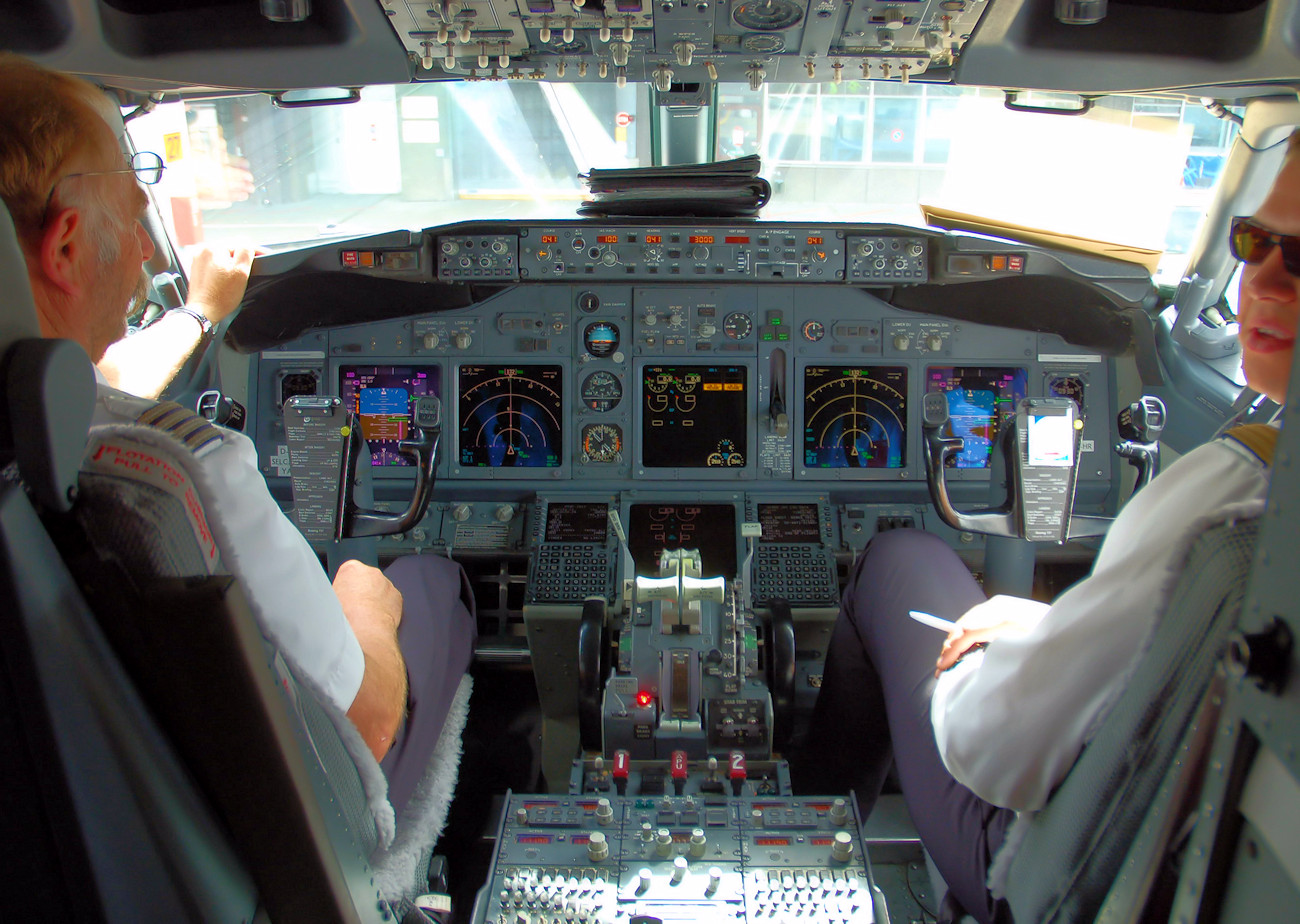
left=1222, top=423, right=1279, bottom=466
left=136, top=401, right=224, bottom=456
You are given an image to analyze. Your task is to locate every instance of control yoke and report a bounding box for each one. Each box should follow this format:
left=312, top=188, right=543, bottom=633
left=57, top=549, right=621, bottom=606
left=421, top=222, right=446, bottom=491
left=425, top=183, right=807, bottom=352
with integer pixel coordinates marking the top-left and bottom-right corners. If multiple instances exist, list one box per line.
left=922, top=394, right=1110, bottom=543
left=1115, top=395, right=1166, bottom=491
left=343, top=395, right=442, bottom=539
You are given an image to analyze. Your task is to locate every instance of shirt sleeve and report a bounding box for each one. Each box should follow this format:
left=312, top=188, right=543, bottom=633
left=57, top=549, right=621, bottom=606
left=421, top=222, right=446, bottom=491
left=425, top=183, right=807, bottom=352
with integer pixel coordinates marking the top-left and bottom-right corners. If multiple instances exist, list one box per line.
left=196, top=430, right=365, bottom=713
left=931, top=438, right=1270, bottom=811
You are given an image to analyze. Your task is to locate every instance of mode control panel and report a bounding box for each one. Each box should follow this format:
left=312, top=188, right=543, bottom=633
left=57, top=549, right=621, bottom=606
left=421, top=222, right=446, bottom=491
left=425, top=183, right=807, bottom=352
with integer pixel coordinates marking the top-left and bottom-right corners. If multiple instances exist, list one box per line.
left=516, top=226, right=849, bottom=282
left=432, top=225, right=943, bottom=285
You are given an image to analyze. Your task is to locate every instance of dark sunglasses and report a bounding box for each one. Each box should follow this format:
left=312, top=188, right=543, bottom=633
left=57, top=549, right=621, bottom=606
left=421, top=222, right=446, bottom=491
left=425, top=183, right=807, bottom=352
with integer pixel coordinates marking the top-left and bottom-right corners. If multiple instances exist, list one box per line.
left=1229, top=216, right=1300, bottom=276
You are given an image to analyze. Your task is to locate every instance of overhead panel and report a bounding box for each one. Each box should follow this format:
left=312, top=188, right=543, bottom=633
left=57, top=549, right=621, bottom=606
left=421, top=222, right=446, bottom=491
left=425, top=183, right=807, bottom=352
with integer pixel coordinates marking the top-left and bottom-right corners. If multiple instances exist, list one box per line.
left=380, top=0, right=991, bottom=87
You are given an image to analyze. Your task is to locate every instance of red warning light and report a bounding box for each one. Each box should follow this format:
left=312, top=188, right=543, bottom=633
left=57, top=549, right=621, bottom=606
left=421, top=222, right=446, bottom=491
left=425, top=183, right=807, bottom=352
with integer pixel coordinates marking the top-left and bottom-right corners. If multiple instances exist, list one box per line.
left=635, top=690, right=654, bottom=708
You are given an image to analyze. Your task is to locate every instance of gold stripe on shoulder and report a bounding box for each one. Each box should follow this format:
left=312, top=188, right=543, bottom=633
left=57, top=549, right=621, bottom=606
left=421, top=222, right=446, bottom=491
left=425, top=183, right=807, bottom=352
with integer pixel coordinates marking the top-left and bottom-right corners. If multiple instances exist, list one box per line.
left=1223, top=424, right=1279, bottom=466
left=135, top=401, right=225, bottom=454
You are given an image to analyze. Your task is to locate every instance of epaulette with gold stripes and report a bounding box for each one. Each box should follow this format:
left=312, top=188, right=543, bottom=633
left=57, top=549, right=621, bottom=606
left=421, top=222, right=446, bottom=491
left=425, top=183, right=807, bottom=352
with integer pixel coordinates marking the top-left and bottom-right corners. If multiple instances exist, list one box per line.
left=1222, top=423, right=1279, bottom=467
left=135, top=401, right=225, bottom=455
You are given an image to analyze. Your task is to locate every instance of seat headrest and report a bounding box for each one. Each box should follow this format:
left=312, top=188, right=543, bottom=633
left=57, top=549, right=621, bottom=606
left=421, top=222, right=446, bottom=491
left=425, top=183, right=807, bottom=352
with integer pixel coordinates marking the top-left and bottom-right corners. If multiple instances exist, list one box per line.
left=0, top=200, right=41, bottom=356
left=0, top=200, right=97, bottom=512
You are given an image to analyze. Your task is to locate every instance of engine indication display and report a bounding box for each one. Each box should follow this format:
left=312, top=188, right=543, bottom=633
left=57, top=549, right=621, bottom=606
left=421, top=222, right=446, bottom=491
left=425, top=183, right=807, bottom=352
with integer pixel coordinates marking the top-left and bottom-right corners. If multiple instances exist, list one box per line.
left=339, top=365, right=440, bottom=466
left=802, top=366, right=907, bottom=469
left=458, top=364, right=564, bottom=468
left=628, top=503, right=738, bottom=579
left=641, top=364, right=748, bottom=469
left=926, top=366, right=1028, bottom=469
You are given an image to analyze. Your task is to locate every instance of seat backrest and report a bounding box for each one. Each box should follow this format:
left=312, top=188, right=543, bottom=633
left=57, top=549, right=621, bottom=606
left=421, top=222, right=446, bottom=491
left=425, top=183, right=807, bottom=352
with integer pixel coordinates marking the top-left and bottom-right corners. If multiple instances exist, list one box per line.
left=1161, top=397, right=1300, bottom=920
left=0, top=197, right=263, bottom=921
left=1001, top=518, right=1262, bottom=922
left=0, top=198, right=399, bottom=921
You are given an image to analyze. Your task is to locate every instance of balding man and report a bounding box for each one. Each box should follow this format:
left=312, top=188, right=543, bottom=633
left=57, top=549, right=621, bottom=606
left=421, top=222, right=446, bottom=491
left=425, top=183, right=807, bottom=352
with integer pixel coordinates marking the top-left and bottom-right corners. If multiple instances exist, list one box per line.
left=0, top=55, right=475, bottom=809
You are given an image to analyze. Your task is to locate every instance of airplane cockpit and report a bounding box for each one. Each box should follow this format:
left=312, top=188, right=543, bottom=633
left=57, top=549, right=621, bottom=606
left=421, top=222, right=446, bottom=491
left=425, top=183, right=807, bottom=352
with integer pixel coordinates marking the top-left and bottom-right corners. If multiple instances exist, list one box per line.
left=3, top=2, right=1300, bottom=923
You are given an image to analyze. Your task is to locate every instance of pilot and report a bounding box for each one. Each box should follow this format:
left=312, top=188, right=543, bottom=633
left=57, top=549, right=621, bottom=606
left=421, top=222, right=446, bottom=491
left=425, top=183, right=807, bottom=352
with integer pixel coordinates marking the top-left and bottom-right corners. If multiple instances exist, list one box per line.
left=796, top=133, right=1296, bottom=922
left=0, top=54, right=476, bottom=816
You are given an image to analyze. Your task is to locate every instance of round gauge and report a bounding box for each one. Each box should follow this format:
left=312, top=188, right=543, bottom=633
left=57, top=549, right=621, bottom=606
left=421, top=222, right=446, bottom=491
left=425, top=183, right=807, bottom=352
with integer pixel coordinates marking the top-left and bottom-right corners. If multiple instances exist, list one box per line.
left=802, top=320, right=826, bottom=342
left=740, top=33, right=787, bottom=53
left=706, top=439, right=746, bottom=467
left=723, top=312, right=752, bottom=340
left=577, top=291, right=601, bottom=313
left=581, top=370, right=623, bottom=412
left=583, top=321, right=620, bottom=357
left=733, top=0, right=803, bottom=31
left=645, top=370, right=671, bottom=394
left=1047, top=374, right=1086, bottom=413
left=582, top=423, right=623, bottom=463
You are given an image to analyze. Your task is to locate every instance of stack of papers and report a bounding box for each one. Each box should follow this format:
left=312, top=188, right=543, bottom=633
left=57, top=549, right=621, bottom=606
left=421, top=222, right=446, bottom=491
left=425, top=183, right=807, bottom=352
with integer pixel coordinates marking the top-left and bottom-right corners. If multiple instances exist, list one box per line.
left=579, top=155, right=772, bottom=218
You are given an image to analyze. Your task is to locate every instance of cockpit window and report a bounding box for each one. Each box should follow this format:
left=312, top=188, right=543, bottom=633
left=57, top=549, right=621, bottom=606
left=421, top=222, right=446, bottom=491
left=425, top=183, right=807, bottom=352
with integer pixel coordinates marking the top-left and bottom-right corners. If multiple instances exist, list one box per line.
left=125, top=83, right=1239, bottom=285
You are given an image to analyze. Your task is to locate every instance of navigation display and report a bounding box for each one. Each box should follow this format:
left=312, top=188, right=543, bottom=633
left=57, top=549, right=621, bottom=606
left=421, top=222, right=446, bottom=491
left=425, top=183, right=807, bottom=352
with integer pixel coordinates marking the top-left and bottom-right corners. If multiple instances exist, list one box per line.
left=545, top=502, right=609, bottom=543
left=641, top=364, right=747, bottom=469
left=802, top=365, right=907, bottom=469
left=925, top=366, right=1028, bottom=469
left=458, top=365, right=564, bottom=468
left=757, top=503, right=822, bottom=543
left=339, top=365, right=441, bottom=466
left=628, top=503, right=737, bottom=579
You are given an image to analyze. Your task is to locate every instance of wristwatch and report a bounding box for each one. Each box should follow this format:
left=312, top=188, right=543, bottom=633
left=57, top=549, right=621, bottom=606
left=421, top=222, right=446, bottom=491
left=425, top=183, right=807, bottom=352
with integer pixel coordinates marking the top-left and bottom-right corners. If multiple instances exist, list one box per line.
left=167, top=305, right=214, bottom=338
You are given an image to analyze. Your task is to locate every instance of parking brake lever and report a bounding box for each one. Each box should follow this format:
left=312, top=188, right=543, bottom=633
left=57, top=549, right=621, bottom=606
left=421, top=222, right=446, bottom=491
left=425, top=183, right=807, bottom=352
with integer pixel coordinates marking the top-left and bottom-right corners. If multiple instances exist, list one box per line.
left=343, top=396, right=441, bottom=538
left=1114, top=395, right=1165, bottom=493
left=920, top=392, right=1018, bottom=538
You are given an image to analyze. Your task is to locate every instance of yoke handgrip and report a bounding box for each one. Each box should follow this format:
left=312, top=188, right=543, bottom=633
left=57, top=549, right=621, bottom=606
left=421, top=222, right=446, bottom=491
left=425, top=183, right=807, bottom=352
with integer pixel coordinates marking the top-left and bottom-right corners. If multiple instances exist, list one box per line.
left=920, top=392, right=1018, bottom=539
left=343, top=396, right=441, bottom=539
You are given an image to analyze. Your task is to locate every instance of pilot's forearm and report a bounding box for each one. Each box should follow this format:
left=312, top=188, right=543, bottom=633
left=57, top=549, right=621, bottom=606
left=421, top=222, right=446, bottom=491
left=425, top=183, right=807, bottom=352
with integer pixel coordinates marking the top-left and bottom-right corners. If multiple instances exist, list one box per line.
left=97, top=309, right=208, bottom=398
left=343, top=601, right=409, bottom=762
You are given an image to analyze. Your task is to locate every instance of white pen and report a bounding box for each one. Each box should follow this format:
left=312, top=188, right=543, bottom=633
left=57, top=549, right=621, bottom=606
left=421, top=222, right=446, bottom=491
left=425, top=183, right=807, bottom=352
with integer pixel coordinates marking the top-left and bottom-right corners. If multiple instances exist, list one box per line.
left=909, top=610, right=956, bottom=632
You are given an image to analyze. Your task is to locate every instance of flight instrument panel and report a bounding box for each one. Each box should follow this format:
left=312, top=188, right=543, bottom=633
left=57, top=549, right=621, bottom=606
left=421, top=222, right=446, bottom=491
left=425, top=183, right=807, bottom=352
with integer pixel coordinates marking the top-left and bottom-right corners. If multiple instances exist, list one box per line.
left=240, top=219, right=1142, bottom=612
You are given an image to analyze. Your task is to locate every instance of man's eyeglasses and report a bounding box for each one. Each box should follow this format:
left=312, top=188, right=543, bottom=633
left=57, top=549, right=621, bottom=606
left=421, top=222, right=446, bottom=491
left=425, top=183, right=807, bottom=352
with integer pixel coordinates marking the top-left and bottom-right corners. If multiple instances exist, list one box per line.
left=42, top=151, right=165, bottom=222
left=1229, top=215, right=1300, bottom=276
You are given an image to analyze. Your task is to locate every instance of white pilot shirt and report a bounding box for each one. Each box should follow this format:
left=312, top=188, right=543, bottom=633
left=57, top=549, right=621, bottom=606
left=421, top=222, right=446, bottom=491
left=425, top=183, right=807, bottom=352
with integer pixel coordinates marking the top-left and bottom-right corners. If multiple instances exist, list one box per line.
left=931, top=430, right=1273, bottom=813
left=92, top=374, right=366, bottom=714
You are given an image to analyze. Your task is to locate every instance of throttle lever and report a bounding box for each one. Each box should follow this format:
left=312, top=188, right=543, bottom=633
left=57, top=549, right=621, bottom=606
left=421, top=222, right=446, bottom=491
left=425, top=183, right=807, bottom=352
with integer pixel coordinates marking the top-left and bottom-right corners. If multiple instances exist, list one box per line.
left=343, top=395, right=442, bottom=538
left=1114, top=395, right=1165, bottom=492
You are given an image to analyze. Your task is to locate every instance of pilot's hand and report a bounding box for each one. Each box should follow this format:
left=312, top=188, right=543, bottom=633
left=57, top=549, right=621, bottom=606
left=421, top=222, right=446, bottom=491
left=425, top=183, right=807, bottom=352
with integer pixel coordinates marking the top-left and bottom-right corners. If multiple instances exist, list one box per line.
left=934, top=596, right=1039, bottom=677
left=185, top=243, right=254, bottom=326
left=332, top=559, right=404, bottom=633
